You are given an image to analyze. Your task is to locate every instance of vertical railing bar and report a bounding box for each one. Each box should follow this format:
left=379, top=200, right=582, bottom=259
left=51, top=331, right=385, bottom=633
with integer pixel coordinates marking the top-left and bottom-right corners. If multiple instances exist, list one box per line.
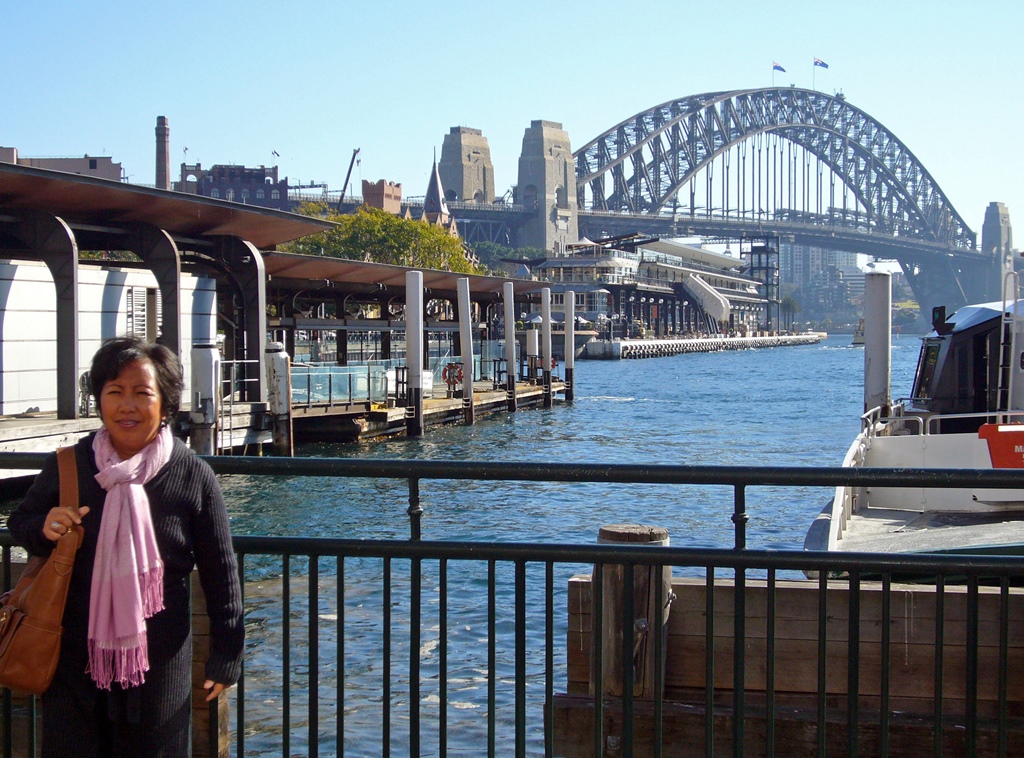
left=847, top=569, right=860, bottom=758
left=515, top=560, right=527, bottom=758
left=766, top=567, right=776, bottom=758
left=623, top=562, right=635, bottom=758
left=337, top=556, right=345, bottom=758
left=236, top=553, right=246, bottom=758
left=817, top=570, right=827, bottom=758
left=933, top=575, right=944, bottom=758
left=410, top=556, right=421, bottom=757
left=383, top=558, right=392, bottom=758
left=999, top=577, right=1009, bottom=758
left=705, top=566, right=715, bottom=758
left=594, top=563, right=605, bottom=758
left=27, top=696, right=36, bottom=758
left=545, top=561, right=554, bottom=758
left=407, top=478, right=422, bottom=541
left=880, top=573, right=891, bottom=757
left=328, top=371, right=333, bottom=407
left=654, top=565, right=664, bottom=758
left=283, top=553, right=291, bottom=757
left=440, top=558, right=449, bottom=757
left=2, top=547, right=10, bottom=758
left=488, top=559, right=497, bottom=757
left=306, top=372, right=311, bottom=409
left=966, top=574, right=979, bottom=758
left=732, top=487, right=746, bottom=758
left=309, top=557, right=320, bottom=758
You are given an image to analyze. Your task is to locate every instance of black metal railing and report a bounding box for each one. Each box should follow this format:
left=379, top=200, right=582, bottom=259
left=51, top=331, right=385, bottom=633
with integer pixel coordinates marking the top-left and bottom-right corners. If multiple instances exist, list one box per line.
left=3, top=455, right=1024, bottom=757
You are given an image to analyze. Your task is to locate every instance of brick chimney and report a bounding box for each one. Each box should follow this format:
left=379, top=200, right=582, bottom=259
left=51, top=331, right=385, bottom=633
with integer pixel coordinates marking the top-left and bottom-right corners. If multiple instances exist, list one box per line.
left=155, top=116, right=170, bottom=190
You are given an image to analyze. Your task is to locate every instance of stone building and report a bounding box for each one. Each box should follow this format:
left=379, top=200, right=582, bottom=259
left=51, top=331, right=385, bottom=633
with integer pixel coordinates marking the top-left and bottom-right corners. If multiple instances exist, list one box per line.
left=0, top=147, right=122, bottom=182
left=514, top=120, right=578, bottom=254
left=438, top=127, right=495, bottom=203
left=177, top=163, right=290, bottom=211
left=362, top=179, right=402, bottom=214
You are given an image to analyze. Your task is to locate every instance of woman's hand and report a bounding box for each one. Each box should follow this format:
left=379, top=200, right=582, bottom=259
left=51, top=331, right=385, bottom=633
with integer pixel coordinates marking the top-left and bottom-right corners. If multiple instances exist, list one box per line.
left=204, top=680, right=228, bottom=701
left=43, top=505, right=89, bottom=542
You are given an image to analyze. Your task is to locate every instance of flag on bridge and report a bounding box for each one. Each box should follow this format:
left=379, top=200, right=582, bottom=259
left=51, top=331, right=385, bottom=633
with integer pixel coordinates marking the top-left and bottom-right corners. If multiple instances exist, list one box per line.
left=773, top=62, right=786, bottom=72
left=814, top=57, right=829, bottom=69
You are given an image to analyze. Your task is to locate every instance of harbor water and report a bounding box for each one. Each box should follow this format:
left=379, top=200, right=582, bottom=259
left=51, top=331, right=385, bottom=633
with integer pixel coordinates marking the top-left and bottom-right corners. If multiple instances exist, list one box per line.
left=228, top=335, right=922, bottom=755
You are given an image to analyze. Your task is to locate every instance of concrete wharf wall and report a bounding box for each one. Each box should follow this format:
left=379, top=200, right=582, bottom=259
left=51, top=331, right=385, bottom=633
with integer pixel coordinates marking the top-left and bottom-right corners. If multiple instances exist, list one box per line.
left=583, top=333, right=822, bottom=359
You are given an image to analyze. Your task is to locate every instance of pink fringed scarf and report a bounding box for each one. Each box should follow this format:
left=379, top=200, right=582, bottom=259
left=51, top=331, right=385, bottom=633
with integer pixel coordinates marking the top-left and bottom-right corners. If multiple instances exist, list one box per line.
left=89, top=425, right=172, bottom=689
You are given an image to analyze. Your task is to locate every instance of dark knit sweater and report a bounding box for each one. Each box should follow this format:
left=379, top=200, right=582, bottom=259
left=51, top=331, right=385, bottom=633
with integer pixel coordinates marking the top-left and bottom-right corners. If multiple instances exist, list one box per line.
left=8, top=433, right=244, bottom=687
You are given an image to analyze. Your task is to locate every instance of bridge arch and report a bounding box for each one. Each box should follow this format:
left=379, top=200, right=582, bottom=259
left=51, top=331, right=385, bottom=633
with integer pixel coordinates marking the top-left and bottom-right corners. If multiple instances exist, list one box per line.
left=574, top=88, right=975, bottom=251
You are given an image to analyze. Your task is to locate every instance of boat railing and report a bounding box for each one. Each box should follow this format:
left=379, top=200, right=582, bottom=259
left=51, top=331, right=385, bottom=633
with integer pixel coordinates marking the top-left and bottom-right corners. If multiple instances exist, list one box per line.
left=863, top=403, right=1024, bottom=438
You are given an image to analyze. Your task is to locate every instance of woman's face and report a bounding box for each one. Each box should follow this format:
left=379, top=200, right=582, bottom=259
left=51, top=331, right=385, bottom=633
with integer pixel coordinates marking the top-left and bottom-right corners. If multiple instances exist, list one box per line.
left=99, top=359, right=165, bottom=459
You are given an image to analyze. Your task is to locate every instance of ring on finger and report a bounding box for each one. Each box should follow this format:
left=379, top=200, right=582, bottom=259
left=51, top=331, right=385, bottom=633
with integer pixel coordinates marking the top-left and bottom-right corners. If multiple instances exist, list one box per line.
left=50, top=521, right=62, bottom=531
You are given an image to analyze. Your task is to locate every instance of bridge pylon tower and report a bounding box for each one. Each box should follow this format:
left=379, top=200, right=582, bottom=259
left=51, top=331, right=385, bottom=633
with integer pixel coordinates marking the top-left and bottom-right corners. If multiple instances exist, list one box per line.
left=514, top=120, right=578, bottom=254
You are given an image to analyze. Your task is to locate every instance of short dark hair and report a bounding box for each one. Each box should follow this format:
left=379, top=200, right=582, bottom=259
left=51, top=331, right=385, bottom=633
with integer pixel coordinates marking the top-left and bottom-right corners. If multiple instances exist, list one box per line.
left=90, top=336, right=183, bottom=421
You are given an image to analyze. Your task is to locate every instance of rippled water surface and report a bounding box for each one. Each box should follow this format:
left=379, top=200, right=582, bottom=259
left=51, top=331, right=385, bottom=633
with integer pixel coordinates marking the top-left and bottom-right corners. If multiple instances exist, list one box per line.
left=223, top=335, right=921, bottom=755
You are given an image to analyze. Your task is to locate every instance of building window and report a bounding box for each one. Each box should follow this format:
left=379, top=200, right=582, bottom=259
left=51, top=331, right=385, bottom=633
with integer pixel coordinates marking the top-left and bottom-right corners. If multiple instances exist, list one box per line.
left=241, top=189, right=250, bottom=201
left=89, top=159, right=97, bottom=170
left=271, top=190, right=280, bottom=200
left=226, top=189, right=234, bottom=202
left=210, top=188, right=220, bottom=198
left=256, top=188, right=265, bottom=200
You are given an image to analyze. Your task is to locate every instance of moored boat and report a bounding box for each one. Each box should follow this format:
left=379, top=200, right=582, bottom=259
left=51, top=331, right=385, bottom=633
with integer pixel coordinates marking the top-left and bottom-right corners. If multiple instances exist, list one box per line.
left=851, top=318, right=865, bottom=345
left=805, top=272, right=1024, bottom=555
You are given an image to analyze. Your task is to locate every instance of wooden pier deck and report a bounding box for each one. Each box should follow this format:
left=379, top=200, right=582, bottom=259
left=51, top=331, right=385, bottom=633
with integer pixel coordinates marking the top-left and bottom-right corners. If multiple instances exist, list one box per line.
left=0, top=379, right=565, bottom=472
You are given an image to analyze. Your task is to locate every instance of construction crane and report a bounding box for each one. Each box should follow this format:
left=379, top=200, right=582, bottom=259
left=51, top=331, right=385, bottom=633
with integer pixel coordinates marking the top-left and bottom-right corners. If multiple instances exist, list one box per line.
left=337, top=148, right=361, bottom=211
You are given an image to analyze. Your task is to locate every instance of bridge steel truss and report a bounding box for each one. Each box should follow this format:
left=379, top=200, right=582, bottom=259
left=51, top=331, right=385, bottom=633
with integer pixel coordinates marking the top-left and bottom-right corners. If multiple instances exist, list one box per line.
left=574, top=88, right=992, bottom=312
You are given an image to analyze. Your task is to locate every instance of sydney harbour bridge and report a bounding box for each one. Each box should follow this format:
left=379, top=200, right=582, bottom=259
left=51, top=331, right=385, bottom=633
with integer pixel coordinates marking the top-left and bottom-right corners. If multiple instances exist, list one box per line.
left=433, top=88, right=1006, bottom=320
left=574, top=88, right=989, bottom=315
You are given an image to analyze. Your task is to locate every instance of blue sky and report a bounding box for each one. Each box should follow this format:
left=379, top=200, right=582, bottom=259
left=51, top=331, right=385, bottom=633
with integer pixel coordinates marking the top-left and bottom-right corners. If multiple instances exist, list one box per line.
left=3, top=1, right=1020, bottom=239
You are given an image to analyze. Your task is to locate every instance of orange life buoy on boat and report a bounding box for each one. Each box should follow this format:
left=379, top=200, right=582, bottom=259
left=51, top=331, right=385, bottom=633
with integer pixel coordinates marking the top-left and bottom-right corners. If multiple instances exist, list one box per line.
left=442, top=363, right=464, bottom=385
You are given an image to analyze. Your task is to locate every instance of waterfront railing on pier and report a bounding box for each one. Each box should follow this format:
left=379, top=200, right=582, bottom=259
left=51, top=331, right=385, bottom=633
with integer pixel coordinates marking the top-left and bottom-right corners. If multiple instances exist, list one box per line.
left=3, top=457, right=1024, bottom=757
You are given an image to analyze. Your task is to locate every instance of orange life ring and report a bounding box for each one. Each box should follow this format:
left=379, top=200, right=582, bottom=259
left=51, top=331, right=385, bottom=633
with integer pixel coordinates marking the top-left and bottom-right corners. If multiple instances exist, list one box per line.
left=442, top=363, right=464, bottom=385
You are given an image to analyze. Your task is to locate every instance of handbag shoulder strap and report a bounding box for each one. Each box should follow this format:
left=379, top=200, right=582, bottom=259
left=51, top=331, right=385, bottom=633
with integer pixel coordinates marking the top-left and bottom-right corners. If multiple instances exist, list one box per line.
left=55, top=446, right=79, bottom=517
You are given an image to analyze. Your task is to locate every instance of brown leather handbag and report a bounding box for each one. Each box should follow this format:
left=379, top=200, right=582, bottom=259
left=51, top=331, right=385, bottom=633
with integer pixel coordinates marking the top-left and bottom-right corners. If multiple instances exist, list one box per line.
left=0, top=446, right=82, bottom=694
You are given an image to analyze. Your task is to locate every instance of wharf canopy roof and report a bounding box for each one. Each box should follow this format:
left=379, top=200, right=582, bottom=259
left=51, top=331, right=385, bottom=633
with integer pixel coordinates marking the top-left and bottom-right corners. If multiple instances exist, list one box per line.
left=263, top=251, right=550, bottom=301
left=0, top=162, right=332, bottom=249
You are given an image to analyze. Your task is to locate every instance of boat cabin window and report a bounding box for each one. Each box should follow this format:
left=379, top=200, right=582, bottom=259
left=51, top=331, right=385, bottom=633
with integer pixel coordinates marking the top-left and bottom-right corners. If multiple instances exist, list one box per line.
left=912, top=341, right=941, bottom=399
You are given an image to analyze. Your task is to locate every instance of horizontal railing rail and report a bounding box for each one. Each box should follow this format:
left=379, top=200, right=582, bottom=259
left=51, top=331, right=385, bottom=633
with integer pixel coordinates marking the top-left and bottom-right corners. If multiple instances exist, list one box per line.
left=3, top=455, right=1024, bottom=756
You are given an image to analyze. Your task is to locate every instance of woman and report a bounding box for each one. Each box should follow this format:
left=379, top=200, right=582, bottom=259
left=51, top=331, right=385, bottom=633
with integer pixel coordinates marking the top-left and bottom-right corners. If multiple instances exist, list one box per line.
left=9, top=336, right=244, bottom=756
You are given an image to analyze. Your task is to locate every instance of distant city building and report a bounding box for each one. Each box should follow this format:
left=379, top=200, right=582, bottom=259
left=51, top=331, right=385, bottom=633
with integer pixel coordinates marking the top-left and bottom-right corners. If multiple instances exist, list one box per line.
left=177, top=163, right=290, bottom=211
left=0, top=147, right=122, bottom=182
left=780, top=242, right=858, bottom=287
left=362, top=179, right=402, bottom=214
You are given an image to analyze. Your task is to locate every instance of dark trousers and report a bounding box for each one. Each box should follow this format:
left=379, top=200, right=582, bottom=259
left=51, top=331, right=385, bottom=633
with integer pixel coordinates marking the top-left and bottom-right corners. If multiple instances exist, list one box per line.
left=42, top=636, right=192, bottom=757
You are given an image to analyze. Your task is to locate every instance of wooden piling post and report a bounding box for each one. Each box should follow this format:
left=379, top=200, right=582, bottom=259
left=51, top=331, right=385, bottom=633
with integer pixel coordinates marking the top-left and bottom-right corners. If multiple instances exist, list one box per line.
left=191, top=571, right=229, bottom=757
left=457, top=277, right=475, bottom=424
left=189, top=344, right=220, bottom=456
left=565, top=290, right=575, bottom=403
left=265, top=342, right=293, bottom=456
left=593, top=524, right=672, bottom=699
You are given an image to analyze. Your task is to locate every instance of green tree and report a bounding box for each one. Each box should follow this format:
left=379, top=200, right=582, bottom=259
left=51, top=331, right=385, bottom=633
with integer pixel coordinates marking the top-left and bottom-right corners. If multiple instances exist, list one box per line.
left=286, top=203, right=478, bottom=274
left=780, top=295, right=802, bottom=331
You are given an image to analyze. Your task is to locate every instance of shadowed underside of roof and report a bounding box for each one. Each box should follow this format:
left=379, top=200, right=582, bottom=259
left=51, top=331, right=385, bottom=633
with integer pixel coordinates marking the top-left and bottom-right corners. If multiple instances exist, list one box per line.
left=0, top=162, right=332, bottom=248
